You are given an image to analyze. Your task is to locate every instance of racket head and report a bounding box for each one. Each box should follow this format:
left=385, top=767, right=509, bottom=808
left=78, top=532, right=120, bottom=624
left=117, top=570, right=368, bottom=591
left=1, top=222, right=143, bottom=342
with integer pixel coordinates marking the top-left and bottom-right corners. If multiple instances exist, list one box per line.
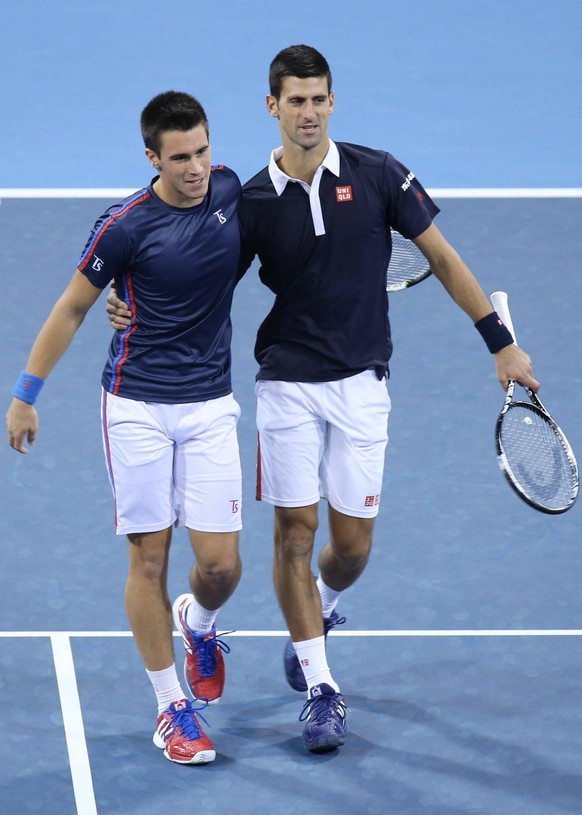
left=386, top=230, right=432, bottom=292
left=496, top=396, right=579, bottom=514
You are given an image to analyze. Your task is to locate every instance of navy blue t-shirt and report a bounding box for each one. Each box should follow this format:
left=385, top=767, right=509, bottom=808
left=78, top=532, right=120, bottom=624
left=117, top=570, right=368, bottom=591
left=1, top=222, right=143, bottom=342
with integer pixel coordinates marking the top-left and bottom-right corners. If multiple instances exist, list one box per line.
left=239, top=142, right=439, bottom=382
left=79, top=166, right=241, bottom=403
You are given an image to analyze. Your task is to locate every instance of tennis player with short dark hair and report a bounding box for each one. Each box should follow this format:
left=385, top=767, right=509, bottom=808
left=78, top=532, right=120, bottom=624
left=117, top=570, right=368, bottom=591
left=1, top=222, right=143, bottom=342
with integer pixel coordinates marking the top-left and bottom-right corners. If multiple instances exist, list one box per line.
left=6, top=90, right=244, bottom=765
left=238, top=44, right=539, bottom=753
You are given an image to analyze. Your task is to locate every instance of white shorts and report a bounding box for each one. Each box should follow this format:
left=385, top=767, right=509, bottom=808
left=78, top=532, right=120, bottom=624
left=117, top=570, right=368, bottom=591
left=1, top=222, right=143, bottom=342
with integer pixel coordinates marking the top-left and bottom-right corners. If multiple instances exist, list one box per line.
left=101, top=390, right=242, bottom=535
left=255, top=370, right=391, bottom=518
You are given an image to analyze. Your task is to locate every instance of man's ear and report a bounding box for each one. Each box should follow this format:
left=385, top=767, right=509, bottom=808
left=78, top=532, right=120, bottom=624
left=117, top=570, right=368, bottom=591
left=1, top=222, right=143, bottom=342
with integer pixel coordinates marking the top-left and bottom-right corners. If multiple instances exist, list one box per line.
left=145, top=148, right=160, bottom=169
left=266, top=95, right=279, bottom=119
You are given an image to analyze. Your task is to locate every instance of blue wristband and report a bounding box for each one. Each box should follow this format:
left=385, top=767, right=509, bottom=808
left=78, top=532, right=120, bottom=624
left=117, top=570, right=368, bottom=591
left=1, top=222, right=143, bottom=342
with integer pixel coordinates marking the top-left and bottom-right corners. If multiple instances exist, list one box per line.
left=12, top=371, right=45, bottom=405
left=474, top=311, right=514, bottom=354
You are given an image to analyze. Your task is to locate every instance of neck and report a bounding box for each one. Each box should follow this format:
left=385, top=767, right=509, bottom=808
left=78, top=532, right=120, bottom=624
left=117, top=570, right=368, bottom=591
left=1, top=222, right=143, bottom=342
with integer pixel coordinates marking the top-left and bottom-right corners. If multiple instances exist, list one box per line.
left=277, top=137, right=330, bottom=185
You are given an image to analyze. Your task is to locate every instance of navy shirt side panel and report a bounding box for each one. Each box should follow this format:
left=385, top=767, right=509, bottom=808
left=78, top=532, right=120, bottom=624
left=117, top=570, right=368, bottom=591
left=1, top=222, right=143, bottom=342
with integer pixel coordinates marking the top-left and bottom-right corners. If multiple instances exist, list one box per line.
left=240, top=142, right=439, bottom=382
left=79, top=167, right=241, bottom=403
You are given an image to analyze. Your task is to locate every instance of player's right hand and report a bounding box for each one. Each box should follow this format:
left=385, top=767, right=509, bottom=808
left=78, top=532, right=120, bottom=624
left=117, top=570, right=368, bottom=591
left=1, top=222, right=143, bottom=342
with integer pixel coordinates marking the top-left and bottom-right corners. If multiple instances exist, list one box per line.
left=6, top=399, right=39, bottom=454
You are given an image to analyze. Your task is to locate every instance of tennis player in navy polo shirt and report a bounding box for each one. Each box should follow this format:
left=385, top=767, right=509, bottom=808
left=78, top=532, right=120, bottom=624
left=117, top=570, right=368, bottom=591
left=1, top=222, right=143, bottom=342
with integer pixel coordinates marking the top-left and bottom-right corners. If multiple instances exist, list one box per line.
left=7, top=92, right=244, bottom=765
left=238, top=45, right=539, bottom=754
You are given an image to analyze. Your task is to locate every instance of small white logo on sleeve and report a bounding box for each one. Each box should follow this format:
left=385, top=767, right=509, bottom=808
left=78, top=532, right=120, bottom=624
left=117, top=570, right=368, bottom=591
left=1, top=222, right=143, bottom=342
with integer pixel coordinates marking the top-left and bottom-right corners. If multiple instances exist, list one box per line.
left=92, top=255, right=103, bottom=271
left=401, top=172, right=416, bottom=192
left=214, top=209, right=227, bottom=224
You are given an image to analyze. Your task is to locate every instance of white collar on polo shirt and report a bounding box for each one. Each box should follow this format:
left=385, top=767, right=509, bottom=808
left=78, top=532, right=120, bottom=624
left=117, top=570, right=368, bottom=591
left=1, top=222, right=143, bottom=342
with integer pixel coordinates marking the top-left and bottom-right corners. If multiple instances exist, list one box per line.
left=267, top=139, right=340, bottom=236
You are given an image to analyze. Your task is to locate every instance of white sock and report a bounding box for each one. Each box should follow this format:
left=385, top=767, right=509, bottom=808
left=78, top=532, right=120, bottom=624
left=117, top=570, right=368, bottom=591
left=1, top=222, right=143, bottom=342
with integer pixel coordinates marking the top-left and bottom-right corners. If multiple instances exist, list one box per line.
left=146, top=665, right=186, bottom=714
left=185, top=595, right=219, bottom=635
left=293, top=636, right=339, bottom=693
left=317, top=576, right=342, bottom=618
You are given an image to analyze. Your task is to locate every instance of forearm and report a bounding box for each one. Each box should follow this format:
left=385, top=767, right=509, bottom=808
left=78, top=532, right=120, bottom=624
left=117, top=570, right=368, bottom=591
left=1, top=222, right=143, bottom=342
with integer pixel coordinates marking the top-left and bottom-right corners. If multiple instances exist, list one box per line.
left=413, top=223, right=492, bottom=321
left=430, top=247, right=493, bottom=323
left=23, top=297, right=88, bottom=380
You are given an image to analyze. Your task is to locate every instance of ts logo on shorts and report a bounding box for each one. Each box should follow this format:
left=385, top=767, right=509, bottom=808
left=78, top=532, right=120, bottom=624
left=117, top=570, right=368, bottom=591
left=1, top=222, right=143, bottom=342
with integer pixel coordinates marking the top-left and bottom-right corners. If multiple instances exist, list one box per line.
left=336, top=185, right=353, bottom=202
left=230, top=500, right=239, bottom=513
left=364, top=494, right=380, bottom=508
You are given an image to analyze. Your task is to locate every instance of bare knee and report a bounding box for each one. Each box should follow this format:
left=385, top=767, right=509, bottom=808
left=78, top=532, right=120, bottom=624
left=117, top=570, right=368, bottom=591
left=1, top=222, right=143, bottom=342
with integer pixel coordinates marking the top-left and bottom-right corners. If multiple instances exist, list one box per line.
left=274, top=505, right=318, bottom=560
left=127, top=530, right=171, bottom=585
left=188, top=530, right=242, bottom=590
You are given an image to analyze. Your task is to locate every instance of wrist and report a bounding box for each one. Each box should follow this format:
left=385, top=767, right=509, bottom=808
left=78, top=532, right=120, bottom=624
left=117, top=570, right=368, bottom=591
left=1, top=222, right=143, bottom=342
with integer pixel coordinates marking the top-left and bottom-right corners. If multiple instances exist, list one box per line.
left=12, top=371, right=45, bottom=405
left=474, top=311, right=514, bottom=354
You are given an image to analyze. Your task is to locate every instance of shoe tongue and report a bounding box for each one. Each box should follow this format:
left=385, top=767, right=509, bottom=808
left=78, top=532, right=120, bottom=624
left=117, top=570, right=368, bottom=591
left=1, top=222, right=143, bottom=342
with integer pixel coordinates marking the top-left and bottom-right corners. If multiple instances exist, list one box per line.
left=311, top=683, right=334, bottom=698
left=174, top=699, right=188, bottom=710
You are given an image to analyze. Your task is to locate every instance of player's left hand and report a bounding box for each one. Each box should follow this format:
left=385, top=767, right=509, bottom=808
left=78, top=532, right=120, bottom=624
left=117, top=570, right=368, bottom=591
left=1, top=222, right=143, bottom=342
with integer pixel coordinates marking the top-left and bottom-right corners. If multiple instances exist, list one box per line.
left=106, top=283, right=132, bottom=330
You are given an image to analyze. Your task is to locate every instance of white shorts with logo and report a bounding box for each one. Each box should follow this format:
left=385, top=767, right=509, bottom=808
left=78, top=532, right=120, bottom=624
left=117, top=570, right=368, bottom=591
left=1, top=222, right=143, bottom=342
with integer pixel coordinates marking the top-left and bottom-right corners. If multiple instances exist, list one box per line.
left=101, top=390, right=242, bottom=535
left=255, top=370, right=391, bottom=518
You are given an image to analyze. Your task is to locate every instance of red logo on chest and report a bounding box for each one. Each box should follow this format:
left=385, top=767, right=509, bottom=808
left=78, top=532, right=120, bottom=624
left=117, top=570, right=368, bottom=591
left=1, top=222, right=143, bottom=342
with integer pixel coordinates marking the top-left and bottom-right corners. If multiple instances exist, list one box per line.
left=336, top=185, right=353, bottom=202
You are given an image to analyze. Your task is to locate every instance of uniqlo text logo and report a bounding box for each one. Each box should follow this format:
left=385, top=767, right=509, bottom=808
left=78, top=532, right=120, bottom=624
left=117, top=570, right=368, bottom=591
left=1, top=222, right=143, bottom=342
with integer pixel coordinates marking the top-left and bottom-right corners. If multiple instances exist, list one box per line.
left=365, top=494, right=380, bottom=507
left=336, top=185, right=353, bottom=202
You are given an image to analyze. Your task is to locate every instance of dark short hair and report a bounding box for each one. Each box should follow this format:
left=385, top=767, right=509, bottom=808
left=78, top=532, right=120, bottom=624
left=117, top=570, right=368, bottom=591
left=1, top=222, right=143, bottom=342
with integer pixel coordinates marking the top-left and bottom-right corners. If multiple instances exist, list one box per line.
left=269, top=45, right=332, bottom=99
left=140, top=91, right=209, bottom=155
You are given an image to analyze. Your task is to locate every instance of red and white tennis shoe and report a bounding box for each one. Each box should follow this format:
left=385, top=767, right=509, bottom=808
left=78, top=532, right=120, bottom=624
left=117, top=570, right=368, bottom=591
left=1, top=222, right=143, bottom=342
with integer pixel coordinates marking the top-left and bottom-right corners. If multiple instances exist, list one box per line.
left=153, top=699, right=215, bottom=764
left=173, top=593, right=230, bottom=703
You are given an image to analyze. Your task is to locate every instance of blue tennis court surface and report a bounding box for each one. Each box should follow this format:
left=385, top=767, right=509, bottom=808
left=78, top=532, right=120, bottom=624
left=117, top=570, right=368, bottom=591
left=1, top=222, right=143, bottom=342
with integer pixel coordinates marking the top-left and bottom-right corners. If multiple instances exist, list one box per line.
left=1, top=2, right=581, bottom=813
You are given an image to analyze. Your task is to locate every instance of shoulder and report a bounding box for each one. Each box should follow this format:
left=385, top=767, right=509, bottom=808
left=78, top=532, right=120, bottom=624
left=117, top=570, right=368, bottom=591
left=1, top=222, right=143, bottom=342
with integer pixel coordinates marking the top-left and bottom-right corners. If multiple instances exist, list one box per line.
left=210, top=163, right=242, bottom=190
left=241, top=166, right=272, bottom=195
left=96, top=187, right=153, bottom=230
left=337, top=142, right=420, bottom=189
left=335, top=141, right=391, bottom=168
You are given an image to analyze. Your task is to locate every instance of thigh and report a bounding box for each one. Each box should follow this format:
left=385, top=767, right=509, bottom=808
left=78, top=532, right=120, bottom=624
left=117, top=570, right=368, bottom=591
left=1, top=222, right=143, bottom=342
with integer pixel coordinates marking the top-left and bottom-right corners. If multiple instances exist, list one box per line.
left=102, top=390, right=176, bottom=535
left=321, top=371, right=391, bottom=518
left=174, top=394, right=243, bottom=533
left=255, top=380, right=324, bottom=507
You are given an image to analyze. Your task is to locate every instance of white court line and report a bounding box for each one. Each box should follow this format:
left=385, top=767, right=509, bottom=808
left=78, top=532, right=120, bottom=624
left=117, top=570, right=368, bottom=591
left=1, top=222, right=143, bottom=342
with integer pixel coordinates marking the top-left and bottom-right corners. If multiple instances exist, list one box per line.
left=51, top=634, right=98, bottom=815
left=0, top=188, right=582, bottom=199
left=2, top=629, right=582, bottom=638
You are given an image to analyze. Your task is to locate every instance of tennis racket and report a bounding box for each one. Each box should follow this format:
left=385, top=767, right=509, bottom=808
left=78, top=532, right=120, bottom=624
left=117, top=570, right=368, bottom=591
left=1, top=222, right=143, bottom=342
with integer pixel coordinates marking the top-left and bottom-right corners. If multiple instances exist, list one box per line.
left=490, top=290, right=578, bottom=514
left=386, top=229, right=432, bottom=292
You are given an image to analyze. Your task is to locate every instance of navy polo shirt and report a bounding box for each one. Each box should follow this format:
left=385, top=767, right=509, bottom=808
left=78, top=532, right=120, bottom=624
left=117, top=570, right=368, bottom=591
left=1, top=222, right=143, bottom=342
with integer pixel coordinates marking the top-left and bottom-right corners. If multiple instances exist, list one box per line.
left=239, top=140, right=440, bottom=382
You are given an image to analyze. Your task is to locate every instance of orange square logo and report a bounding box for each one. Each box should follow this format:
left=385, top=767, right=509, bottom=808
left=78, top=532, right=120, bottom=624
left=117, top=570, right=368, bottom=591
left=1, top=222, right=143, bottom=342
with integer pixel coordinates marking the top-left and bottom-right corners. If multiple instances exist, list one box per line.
left=336, top=185, right=353, bottom=202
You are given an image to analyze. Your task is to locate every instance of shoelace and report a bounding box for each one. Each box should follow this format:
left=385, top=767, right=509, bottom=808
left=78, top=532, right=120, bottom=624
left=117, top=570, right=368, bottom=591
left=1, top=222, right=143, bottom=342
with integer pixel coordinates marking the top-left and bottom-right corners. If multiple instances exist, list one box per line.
left=324, top=613, right=346, bottom=635
left=167, top=700, right=210, bottom=741
left=191, top=631, right=232, bottom=677
left=299, top=690, right=347, bottom=725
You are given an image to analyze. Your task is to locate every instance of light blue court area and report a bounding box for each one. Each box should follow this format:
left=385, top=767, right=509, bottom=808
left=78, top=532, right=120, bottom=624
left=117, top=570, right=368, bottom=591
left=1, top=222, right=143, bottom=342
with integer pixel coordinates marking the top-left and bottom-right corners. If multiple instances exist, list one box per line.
left=1, top=192, right=581, bottom=815
left=1, top=1, right=582, bottom=813
left=1, top=632, right=582, bottom=814
left=0, top=1, right=581, bottom=189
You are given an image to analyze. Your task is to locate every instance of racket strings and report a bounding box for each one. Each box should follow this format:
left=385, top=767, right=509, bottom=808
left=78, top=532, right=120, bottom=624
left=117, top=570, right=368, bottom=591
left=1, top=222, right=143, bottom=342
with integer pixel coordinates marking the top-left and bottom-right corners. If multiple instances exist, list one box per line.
left=500, top=404, right=576, bottom=510
left=386, top=231, right=430, bottom=291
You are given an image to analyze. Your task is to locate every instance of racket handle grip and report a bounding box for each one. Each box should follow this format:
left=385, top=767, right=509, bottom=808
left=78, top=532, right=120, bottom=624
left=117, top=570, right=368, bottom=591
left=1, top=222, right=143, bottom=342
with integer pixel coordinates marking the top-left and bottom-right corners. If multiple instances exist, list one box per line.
left=490, top=290, right=517, bottom=345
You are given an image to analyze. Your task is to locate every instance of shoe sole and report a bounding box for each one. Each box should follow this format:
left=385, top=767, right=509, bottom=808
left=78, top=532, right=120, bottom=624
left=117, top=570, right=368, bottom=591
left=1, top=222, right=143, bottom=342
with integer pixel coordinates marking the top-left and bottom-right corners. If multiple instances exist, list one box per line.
left=154, top=731, right=216, bottom=764
left=163, top=748, right=216, bottom=764
left=305, top=734, right=346, bottom=754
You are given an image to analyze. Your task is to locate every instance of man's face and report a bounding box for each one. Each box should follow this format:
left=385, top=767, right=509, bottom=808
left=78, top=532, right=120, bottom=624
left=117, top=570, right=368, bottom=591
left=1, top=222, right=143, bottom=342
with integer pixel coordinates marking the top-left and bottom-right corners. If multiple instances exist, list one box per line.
left=146, top=125, right=211, bottom=207
left=267, top=76, right=334, bottom=152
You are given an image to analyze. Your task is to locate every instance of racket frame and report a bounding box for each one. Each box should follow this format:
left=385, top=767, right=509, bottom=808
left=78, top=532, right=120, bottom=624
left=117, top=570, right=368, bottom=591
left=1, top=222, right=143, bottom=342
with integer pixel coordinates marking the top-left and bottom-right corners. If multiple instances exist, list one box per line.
left=495, top=379, right=579, bottom=514
left=386, top=229, right=432, bottom=292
